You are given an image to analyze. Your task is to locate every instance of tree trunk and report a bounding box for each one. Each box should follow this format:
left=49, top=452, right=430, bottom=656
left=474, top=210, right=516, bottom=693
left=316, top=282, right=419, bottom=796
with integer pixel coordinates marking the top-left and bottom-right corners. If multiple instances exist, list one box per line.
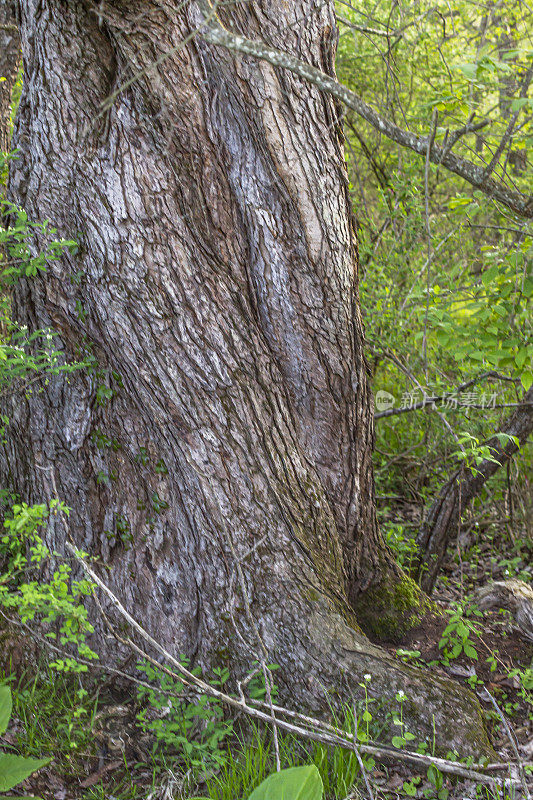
left=415, top=388, right=533, bottom=594
left=2, top=0, right=491, bottom=754
left=0, top=0, right=19, bottom=153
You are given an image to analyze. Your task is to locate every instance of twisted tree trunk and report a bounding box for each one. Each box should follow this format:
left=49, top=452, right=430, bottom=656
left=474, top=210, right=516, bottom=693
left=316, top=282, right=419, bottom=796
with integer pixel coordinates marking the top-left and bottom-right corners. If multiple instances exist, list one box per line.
left=1, top=0, right=492, bottom=754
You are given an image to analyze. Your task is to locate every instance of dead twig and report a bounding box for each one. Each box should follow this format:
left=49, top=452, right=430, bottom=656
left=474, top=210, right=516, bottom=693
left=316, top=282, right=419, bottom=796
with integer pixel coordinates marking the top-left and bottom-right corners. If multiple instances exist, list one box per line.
left=481, top=687, right=531, bottom=800
left=62, top=542, right=520, bottom=789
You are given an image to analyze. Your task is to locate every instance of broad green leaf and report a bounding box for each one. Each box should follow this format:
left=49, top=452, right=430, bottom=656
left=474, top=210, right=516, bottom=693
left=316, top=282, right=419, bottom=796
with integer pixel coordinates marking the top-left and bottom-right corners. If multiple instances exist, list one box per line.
left=0, top=755, right=51, bottom=792
left=392, top=736, right=405, bottom=748
left=248, top=766, right=323, bottom=800
left=521, top=371, right=533, bottom=391
left=455, top=62, right=478, bottom=80
left=463, top=644, right=478, bottom=660
left=515, top=349, right=529, bottom=369
left=481, top=265, right=499, bottom=286
left=0, top=686, right=12, bottom=735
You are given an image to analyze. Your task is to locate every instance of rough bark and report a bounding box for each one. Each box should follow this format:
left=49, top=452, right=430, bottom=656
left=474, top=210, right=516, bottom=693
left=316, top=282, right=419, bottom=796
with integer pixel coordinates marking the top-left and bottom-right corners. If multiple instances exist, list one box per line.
left=1, top=0, right=492, bottom=754
left=0, top=0, right=19, bottom=153
left=415, top=388, right=533, bottom=594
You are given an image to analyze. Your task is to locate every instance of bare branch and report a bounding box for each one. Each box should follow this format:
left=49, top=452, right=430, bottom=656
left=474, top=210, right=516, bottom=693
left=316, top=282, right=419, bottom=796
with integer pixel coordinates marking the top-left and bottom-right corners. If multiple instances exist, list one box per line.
left=195, top=0, right=533, bottom=217
left=63, top=541, right=521, bottom=789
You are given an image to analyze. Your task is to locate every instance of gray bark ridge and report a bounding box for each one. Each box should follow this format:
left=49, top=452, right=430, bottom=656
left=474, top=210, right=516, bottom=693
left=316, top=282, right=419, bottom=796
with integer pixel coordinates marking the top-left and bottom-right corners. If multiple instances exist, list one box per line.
left=3, top=0, right=491, bottom=755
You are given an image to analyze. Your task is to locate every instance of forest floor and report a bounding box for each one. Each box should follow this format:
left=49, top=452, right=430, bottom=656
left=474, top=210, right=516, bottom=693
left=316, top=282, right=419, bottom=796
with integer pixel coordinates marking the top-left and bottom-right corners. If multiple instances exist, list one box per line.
left=2, top=507, right=532, bottom=800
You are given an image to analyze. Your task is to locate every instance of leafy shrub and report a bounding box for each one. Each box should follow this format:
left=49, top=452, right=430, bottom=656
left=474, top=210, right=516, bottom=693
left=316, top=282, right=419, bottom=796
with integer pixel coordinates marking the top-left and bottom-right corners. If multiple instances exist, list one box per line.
left=136, top=659, right=234, bottom=773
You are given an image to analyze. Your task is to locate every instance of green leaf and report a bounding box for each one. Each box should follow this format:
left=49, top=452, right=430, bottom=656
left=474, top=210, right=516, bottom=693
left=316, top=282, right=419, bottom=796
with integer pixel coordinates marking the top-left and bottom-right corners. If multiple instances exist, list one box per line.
left=0, top=755, right=51, bottom=792
left=451, top=643, right=462, bottom=658
left=392, top=736, right=405, bottom=748
left=481, top=265, right=499, bottom=286
left=248, top=766, right=323, bottom=800
left=456, top=62, right=478, bottom=80
left=0, top=686, right=12, bottom=735
left=521, top=371, right=533, bottom=391
left=463, top=644, right=478, bottom=660
left=515, top=348, right=529, bottom=369
left=510, top=98, right=528, bottom=111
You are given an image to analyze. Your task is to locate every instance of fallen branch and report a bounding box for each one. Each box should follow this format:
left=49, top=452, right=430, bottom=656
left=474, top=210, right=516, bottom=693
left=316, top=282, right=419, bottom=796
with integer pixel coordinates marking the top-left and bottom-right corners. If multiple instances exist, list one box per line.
left=64, top=541, right=521, bottom=789
left=481, top=688, right=531, bottom=800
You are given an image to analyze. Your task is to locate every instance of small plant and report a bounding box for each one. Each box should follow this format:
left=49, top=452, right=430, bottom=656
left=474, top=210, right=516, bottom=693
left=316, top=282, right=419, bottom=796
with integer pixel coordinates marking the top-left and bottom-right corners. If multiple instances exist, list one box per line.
left=357, top=673, right=375, bottom=744
left=135, top=446, right=149, bottom=465
left=135, top=658, right=234, bottom=774
left=426, top=764, right=449, bottom=800
left=396, top=648, right=422, bottom=663
left=438, top=601, right=481, bottom=663
left=384, top=522, right=419, bottom=570
left=0, top=501, right=97, bottom=669
left=150, top=492, right=169, bottom=514
left=0, top=684, right=51, bottom=796
left=95, top=383, right=113, bottom=406
left=391, top=690, right=416, bottom=749
left=403, top=775, right=421, bottom=796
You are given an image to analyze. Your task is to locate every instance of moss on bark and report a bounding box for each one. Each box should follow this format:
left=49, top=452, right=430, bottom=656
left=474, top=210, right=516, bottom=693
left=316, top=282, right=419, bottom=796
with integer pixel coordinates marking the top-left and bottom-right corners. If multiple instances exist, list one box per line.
left=354, top=572, right=436, bottom=641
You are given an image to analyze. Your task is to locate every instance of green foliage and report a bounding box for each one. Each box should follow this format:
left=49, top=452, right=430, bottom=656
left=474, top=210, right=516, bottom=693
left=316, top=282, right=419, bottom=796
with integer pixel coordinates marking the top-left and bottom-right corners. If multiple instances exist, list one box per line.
left=0, top=685, right=50, bottom=796
left=384, top=522, right=419, bottom=570
left=438, top=602, right=482, bottom=662
left=391, top=691, right=416, bottom=749
left=426, top=765, right=449, bottom=800
left=247, top=765, right=323, bottom=800
left=0, top=500, right=97, bottom=668
left=337, top=0, right=532, bottom=534
left=0, top=687, right=12, bottom=738
left=451, top=432, right=518, bottom=477
left=0, top=200, right=77, bottom=286
left=0, top=152, right=86, bottom=398
left=0, top=668, right=99, bottom=769
left=135, top=659, right=234, bottom=774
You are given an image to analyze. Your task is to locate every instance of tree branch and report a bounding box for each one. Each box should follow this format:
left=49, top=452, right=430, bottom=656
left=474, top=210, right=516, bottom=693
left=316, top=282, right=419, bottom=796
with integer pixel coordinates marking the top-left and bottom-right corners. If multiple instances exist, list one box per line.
left=195, top=0, right=533, bottom=218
